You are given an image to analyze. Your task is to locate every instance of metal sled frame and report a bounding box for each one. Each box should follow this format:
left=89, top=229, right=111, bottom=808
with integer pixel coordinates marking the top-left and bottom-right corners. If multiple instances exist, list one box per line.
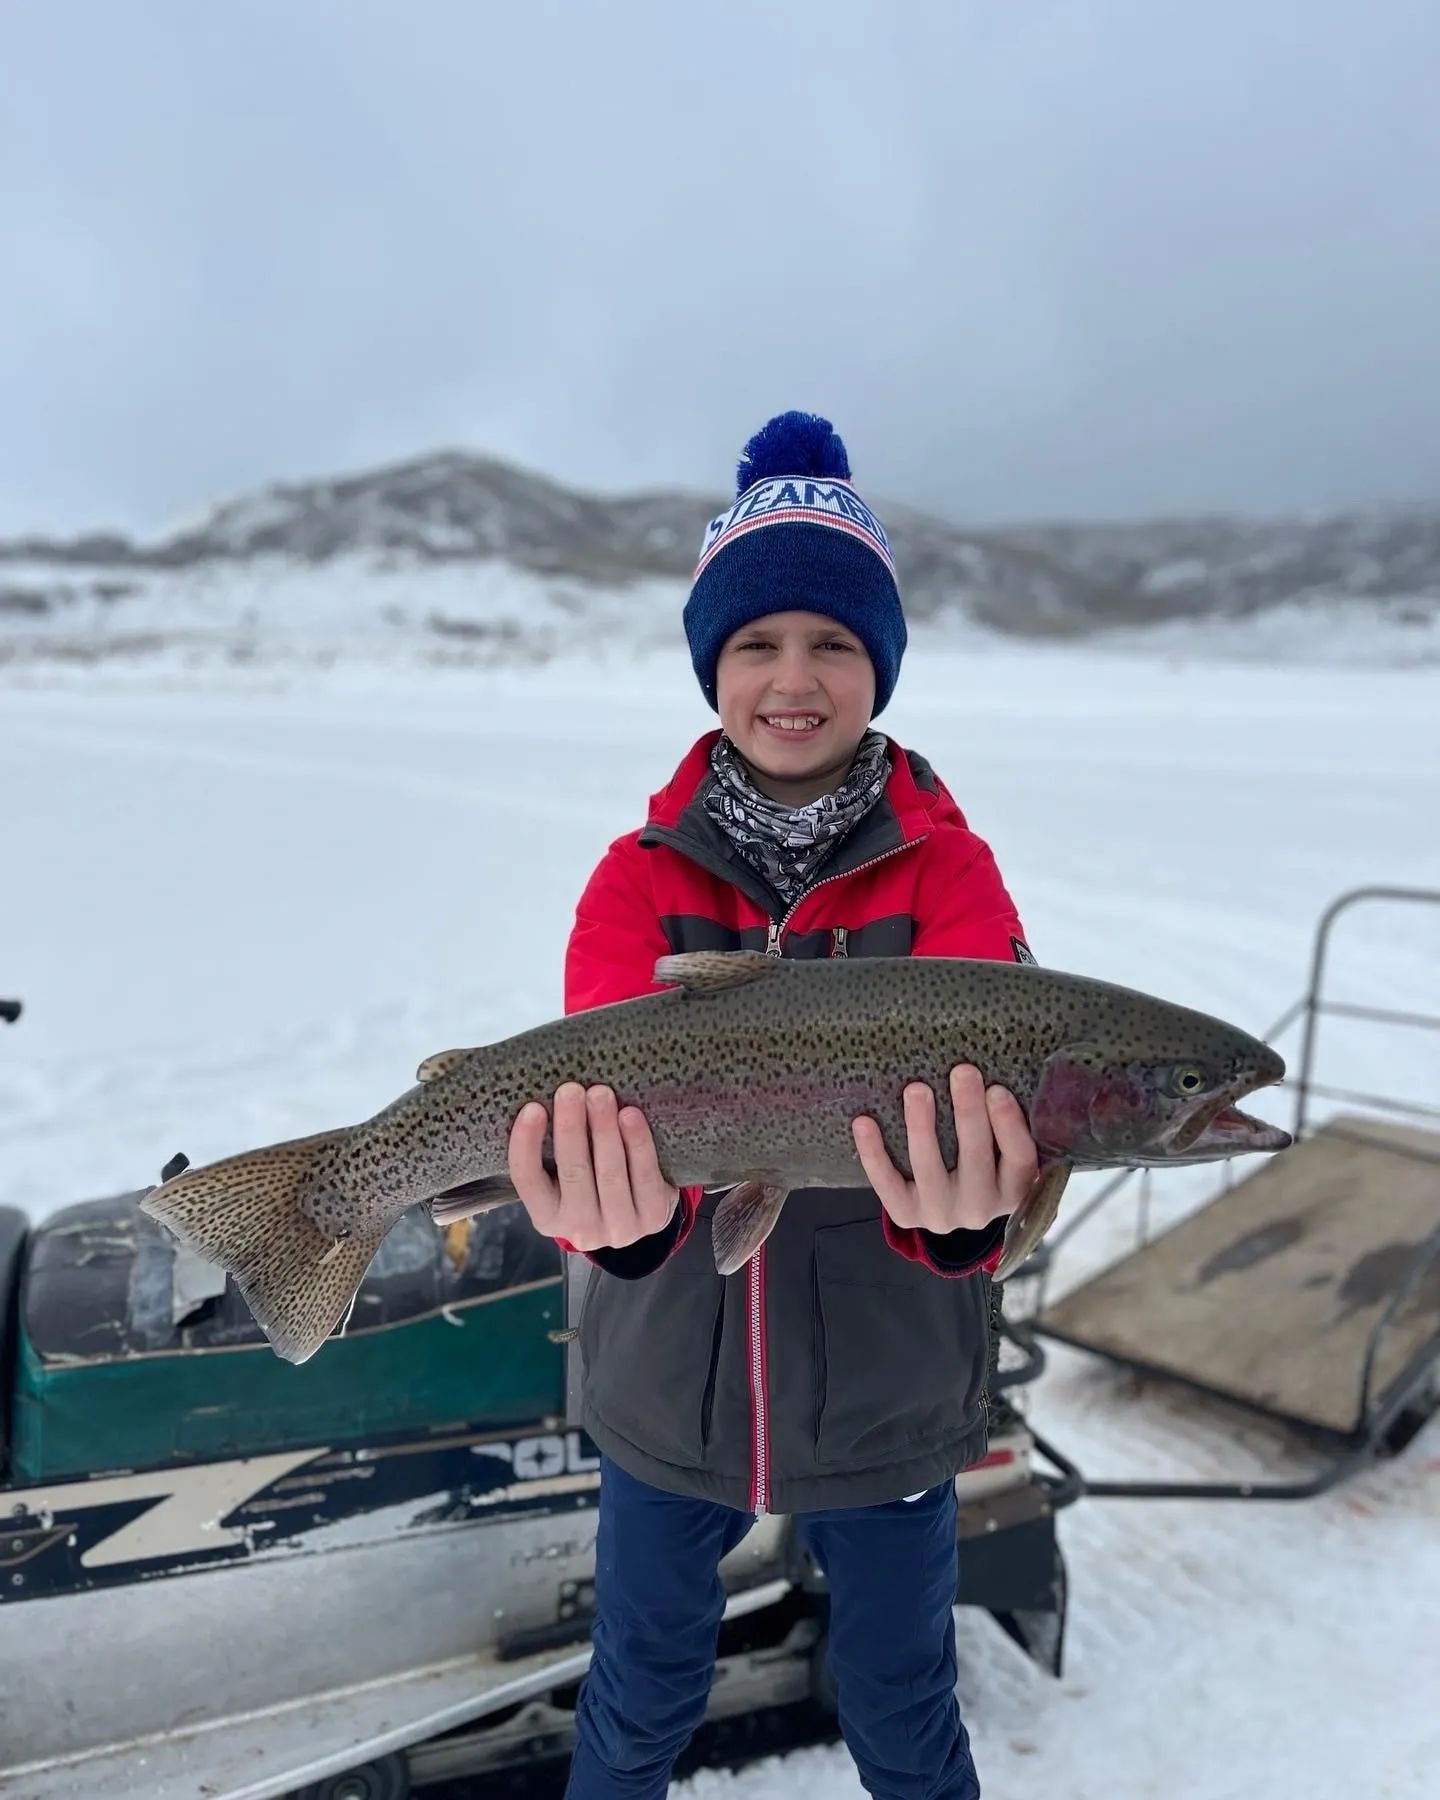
left=1024, top=886, right=1440, bottom=1502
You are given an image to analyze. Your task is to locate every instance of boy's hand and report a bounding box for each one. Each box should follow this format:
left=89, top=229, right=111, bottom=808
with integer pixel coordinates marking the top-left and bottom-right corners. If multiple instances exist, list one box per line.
left=508, top=1082, right=680, bottom=1253
left=851, top=1064, right=1038, bottom=1235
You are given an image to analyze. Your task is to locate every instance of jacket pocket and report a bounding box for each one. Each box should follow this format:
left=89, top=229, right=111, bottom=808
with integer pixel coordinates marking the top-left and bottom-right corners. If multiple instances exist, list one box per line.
left=814, top=1216, right=988, bottom=1471
left=580, top=1266, right=727, bottom=1470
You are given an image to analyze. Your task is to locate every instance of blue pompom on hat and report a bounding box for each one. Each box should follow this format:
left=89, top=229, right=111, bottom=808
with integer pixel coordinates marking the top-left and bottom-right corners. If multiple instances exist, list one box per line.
left=682, top=411, right=907, bottom=716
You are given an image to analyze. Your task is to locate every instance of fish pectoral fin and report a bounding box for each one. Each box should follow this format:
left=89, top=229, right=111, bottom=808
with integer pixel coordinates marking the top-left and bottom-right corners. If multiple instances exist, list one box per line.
left=427, top=1174, right=521, bottom=1226
left=712, top=1180, right=789, bottom=1275
left=416, top=1047, right=474, bottom=1083
left=653, top=951, right=777, bottom=994
left=994, top=1159, right=1072, bottom=1283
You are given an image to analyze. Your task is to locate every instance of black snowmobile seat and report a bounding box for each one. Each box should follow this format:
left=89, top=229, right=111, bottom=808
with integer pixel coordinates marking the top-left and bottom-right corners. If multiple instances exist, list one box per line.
left=20, top=1188, right=562, bottom=1362
left=0, top=1205, right=30, bottom=1479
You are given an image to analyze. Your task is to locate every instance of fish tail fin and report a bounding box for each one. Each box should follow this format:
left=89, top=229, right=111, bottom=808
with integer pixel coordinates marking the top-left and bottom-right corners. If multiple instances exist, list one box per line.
left=140, top=1127, right=383, bottom=1365
left=712, top=1181, right=789, bottom=1276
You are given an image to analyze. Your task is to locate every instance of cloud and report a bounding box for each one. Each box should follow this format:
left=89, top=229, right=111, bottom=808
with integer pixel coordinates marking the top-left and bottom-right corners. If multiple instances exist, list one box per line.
left=2, top=0, right=1437, bottom=535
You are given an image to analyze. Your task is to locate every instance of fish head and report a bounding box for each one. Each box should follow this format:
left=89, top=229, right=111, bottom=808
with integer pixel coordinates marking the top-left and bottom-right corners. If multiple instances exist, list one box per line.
left=1028, top=1033, right=1291, bottom=1168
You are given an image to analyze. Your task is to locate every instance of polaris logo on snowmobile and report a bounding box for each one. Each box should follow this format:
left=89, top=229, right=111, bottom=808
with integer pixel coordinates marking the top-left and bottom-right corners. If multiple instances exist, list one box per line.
left=472, top=1431, right=599, bottom=1481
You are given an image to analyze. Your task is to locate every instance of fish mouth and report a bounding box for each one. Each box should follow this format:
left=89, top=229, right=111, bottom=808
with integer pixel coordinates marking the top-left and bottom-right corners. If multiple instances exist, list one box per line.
left=1179, top=1104, right=1292, bottom=1156
left=1158, top=1049, right=1290, bottom=1161
left=1158, top=1096, right=1292, bottom=1163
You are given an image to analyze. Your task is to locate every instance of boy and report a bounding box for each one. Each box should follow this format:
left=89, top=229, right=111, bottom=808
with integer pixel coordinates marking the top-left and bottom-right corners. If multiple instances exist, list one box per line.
left=507, top=412, right=1039, bottom=1799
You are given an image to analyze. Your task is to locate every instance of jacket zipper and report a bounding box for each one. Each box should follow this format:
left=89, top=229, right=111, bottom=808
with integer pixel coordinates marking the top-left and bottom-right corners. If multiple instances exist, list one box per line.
left=762, top=838, right=926, bottom=956
left=747, top=1247, right=769, bottom=1511
left=749, top=835, right=926, bottom=1511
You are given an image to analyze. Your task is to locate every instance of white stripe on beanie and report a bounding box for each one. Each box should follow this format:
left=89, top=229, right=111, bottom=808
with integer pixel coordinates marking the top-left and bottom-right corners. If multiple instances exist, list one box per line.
left=694, top=476, right=896, bottom=582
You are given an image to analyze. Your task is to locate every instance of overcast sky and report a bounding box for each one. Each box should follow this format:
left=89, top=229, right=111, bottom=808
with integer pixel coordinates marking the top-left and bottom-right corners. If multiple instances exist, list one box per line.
left=2, top=0, right=1437, bottom=539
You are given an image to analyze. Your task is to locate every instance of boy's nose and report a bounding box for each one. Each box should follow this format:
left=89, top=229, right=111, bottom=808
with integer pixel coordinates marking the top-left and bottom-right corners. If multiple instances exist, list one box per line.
left=770, top=652, right=820, bottom=696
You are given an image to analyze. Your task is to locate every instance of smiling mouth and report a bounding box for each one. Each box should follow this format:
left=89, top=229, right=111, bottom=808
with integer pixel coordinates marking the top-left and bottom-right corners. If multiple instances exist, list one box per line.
left=758, top=714, right=826, bottom=734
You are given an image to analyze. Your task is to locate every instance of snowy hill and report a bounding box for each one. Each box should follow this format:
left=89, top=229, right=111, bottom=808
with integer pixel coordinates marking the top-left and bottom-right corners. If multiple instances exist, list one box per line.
left=1003, top=507, right=1440, bottom=626
left=1, top=451, right=1437, bottom=673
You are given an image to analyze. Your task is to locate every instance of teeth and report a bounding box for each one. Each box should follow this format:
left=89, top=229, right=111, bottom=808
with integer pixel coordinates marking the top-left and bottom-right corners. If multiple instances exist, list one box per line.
left=764, top=716, right=822, bottom=731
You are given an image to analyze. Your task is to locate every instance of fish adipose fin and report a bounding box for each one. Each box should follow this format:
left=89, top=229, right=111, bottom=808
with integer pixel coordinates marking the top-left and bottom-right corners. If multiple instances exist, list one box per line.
left=416, top=1047, right=474, bottom=1083
left=427, top=1174, right=521, bottom=1225
left=712, top=1180, right=790, bottom=1274
left=654, top=951, right=777, bottom=994
left=994, top=1159, right=1072, bottom=1283
left=139, top=1127, right=384, bottom=1365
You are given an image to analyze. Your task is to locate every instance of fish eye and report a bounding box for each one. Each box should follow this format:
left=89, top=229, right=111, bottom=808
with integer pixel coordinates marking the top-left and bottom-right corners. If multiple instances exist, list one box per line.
left=1173, top=1066, right=1207, bottom=1096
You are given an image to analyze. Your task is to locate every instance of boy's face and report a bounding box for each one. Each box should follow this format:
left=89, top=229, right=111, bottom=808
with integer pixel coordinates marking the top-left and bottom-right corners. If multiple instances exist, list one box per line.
left=715, top=610, right=877, bottom=803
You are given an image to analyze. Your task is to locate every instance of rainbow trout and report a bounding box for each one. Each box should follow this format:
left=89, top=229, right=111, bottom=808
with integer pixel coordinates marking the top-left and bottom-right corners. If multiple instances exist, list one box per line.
left=141, top=951, right=1290, bottom=1363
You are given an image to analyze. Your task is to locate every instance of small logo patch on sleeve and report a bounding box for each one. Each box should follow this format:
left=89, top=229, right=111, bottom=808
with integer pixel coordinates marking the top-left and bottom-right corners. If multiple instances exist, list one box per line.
left=1010, top=936, right=1038, bottom=965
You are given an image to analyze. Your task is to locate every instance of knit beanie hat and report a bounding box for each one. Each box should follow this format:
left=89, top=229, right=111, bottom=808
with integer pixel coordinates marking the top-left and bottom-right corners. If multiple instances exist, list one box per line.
left=682, top=411, right=907, bottom=717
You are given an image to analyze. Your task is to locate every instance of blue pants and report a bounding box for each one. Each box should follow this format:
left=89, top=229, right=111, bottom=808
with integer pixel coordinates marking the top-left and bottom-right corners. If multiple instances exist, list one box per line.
left=565, top=1456, right=979, bottom=1800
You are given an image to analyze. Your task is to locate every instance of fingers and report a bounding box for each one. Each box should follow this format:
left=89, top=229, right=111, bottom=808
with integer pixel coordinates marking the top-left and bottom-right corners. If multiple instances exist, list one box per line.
left=544, top=1083, right=607, bottom=1248
left=511, top=1072, right=1035, bottom=1254
left=904, top=1078, right=950, bottom=1196
left=618, top=1106, right=680, bottom=1236
left=856, top=1075, right=993, bottom=1232
left=506, top=1084, right=676, bottom=1253
left=588, top=1087, right=678, bottom=1247
left=585, top=1084, right=634, bottom=1246
left=851, top=1112, right=910, bottom=1218
left=950, top=1064, right=996, bottom=1188
left=551, top=1080, right=601, bottom=1216
left=986, top=1083, right=1040, bottom=1211
left=863, top=1068, right=1029, bottom=1235
left=507, top=1100, right=559, bottom=1226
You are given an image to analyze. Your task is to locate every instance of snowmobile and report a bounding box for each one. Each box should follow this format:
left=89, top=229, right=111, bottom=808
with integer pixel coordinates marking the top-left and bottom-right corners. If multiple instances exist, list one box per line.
left=0, top=999, right=1073, bottom=1800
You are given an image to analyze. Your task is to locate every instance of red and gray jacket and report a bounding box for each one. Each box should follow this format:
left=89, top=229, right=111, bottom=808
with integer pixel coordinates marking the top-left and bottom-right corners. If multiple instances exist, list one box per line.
left=564, top=731, right=1032, bottom=1514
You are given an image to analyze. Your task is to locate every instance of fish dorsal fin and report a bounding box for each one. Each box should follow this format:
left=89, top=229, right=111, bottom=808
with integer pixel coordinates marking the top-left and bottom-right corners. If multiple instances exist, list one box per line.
left=416, top=1047, right=473, bottom=1083
left=653, top=950, right=777, bottom=994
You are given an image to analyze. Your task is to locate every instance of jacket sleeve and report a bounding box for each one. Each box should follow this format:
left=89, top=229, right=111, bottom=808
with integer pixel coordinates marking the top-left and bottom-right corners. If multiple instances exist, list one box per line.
left=558, top=836, right=704, bottom=1279
left=883, top=829, right=1033, bottom=1279
left=909, top=829, right=1032, bottom=966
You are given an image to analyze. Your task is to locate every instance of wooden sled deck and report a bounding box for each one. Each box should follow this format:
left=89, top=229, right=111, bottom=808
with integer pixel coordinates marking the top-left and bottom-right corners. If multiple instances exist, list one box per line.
left=1035, top=1115, right=1440, bottom=1440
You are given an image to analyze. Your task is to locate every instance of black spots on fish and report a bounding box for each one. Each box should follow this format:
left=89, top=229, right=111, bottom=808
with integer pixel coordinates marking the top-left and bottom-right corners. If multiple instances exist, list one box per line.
left=463, top=954, right=1282, bottom=1205
left=306, top=1178, right=369, bottom=1236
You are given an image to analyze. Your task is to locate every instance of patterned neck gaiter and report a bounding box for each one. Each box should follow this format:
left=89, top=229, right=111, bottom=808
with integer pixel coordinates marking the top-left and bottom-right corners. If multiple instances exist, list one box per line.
left=703, top=730, right=892, bottom=905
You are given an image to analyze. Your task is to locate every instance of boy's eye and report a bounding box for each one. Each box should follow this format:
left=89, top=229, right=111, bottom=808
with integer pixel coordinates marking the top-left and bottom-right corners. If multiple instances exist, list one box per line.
left=727, top=636, right=857, bottom=654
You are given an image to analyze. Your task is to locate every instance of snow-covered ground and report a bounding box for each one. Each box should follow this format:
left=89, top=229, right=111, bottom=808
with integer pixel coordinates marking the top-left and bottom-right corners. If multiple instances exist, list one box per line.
left=0, top=556, right=701, bottom=674
left=2, top=643, right=1437, bottom=1799
left=4, top=547, right=1439, bottom=678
